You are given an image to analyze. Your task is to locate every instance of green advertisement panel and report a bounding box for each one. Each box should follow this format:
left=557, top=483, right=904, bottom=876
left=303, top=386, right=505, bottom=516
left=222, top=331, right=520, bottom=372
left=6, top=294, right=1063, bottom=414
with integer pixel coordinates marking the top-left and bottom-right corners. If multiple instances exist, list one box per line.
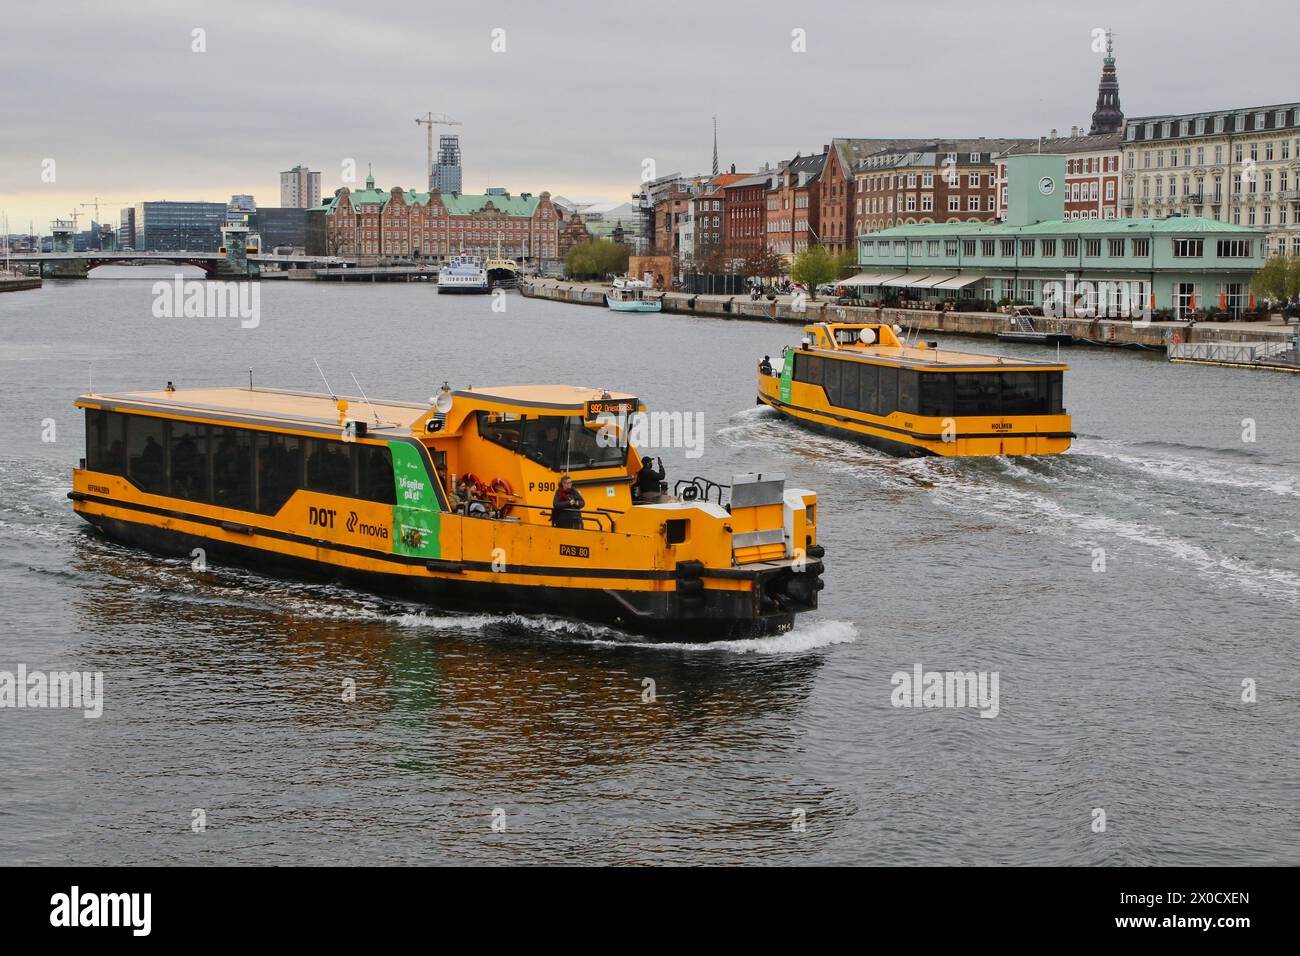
left=389, top=441, right=441, bottom=559
left=779, top=351, right=793, bottom=404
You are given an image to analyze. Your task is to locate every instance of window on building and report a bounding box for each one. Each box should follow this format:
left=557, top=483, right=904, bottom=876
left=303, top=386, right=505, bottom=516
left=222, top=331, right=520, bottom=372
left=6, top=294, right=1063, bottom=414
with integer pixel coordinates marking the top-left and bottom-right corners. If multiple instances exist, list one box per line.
left=981, top=239, right=995, bottom=257
left=1000, top=239, right=1015, bottom=257
left=1108, top=238, right=1125, bottom=257
left=1172, top=238, right=1204, bottom=257
left=1063, top=239, right=1079, bottom=257
left=1132, top=238, right=1150, bottom=257
left=1084, top=239, right=1101, bottom=257
left=1041, top=239, right=1056, bottom=257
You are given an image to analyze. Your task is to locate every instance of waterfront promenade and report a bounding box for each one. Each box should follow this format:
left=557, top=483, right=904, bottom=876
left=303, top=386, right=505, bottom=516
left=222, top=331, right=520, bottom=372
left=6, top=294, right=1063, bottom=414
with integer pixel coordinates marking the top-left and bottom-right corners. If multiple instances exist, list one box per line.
left=523, top=279, right=1298, bottom=352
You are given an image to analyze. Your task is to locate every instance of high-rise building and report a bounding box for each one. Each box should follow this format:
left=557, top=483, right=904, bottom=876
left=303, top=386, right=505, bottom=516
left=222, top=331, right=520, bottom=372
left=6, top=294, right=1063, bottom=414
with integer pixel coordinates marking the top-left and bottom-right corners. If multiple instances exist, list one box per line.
left=279, top=165, right=321, bottom=209
left=433, top=136, right=462, bottom=194
left=132, top=201, right=226, bottom=251
left=118, top=208, right=136, bottom=251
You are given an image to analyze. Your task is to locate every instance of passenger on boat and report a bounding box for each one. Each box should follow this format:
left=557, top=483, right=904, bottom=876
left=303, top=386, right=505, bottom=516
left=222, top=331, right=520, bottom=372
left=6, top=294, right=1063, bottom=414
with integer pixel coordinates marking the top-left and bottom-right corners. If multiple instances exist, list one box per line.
left=634, top=455, right=666, bottom=503
left=456, top=478, right=490, bottom=518
left=759, top=355, right=773, bottom=376
left=551, top=475, right=585, bottom=529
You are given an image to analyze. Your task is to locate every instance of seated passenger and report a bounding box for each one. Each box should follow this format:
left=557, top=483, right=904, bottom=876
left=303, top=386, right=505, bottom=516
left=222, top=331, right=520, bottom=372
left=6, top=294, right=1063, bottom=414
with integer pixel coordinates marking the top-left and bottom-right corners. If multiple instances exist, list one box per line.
left=551, top=475, right=585, bottom=529
left=634, top=455, right=666, bottom=502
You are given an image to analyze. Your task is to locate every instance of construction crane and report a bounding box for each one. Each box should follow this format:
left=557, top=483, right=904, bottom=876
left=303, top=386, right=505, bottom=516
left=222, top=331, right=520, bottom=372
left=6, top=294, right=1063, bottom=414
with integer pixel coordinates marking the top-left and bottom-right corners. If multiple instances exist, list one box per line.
left=415, top=112, right=462, bottom=192
left=79, top=197, right=126, bottom=225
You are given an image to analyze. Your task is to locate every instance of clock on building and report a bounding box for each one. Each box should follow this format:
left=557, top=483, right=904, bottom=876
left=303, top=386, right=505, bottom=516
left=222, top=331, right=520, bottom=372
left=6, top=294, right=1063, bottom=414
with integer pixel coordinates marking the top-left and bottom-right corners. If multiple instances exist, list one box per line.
left=1038, top=176, right=1057, bottom=196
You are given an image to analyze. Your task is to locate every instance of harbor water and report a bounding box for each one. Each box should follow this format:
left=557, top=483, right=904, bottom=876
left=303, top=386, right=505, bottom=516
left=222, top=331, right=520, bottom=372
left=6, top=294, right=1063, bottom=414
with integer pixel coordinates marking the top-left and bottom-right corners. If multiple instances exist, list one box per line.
left=1, top=272, right=1296, bottom=865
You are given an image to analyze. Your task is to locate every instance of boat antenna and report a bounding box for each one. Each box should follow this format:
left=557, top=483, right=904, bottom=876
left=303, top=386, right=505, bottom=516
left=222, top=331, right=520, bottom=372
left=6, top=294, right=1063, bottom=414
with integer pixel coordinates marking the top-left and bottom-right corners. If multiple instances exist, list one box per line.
left=88, top=361, right=92, bottom=395
left=349, top=371, right=382, bottom=426
left=248, top=367, right=254, bottom=390
left=313, top=357, right=337, bottom=401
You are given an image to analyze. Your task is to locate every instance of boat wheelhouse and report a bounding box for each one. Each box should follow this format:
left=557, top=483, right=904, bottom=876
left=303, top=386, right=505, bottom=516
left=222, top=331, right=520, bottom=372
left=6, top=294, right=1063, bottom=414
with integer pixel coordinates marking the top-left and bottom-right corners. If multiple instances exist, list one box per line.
left=605, top=277, right=662, bottom=313
left=71, top=383, right=823, bottom=638
left=757, top=322, right=1073, bottom=457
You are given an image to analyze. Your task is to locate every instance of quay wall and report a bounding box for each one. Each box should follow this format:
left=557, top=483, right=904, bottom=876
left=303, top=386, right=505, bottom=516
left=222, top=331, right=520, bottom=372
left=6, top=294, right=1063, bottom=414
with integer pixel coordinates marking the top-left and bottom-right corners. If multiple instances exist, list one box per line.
left=0, top=275, right=42, bottom=293
left=521, top=281, right=1297, bottom=351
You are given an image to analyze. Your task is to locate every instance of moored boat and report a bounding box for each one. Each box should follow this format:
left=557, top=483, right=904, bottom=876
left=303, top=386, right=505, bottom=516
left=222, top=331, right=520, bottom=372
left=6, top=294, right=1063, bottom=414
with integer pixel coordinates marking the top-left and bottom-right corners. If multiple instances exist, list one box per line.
left=605, top=277, right=662, bottom=313
left=437, top=254, right=489, bottom=294
left=757, top=321, right=1074, bottom=457
left=70, top=383, right=824, bottom=639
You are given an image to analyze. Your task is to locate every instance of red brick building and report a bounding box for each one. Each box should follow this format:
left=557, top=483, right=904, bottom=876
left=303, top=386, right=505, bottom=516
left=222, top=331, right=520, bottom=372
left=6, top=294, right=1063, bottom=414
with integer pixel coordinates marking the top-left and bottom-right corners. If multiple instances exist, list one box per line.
left=819, top=139, right=924, bottom=256
left=311, top=171, right=561, bottom=265
left=723, top=171, right=770, bottom=262
left=766, top=149, right=829, bottom=261
left=854, top=139, right=1031, bottom=234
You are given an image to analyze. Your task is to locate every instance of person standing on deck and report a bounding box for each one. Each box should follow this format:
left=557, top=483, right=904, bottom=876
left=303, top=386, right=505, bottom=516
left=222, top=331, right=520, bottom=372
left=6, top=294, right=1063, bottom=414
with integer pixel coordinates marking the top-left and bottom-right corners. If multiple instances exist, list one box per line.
left=551, top=475, right=585, bottom=529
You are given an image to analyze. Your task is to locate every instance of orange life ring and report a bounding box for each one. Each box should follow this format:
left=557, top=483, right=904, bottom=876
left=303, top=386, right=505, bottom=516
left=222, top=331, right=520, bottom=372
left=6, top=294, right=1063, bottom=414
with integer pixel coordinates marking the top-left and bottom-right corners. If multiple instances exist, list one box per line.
left=488, top=476, right=515, bottom=515
left=461, top=472, right=489, bottom=496
left=1170, top=332, right=1182, bottom=345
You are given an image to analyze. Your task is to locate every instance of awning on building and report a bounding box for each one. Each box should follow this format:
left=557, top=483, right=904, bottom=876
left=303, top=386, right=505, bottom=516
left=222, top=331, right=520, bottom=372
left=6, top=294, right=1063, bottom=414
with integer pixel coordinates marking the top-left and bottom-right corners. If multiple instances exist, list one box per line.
left=931, top=274, right=985, bottom=290
left=840, top=272, right=905, bottom=287
left=910, top=275, right=953, bottom=289
left=881, top=274, right=931, bottom=288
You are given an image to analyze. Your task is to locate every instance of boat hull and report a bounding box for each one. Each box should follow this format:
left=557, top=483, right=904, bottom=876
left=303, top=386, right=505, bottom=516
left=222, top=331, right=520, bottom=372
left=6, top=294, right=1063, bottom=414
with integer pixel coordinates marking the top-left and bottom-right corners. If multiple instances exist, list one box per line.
left=604, top=295, right=662, bottom=313
left=436, top=285, right=491, bottom=294
left=74, top=501, right=801, bottom=641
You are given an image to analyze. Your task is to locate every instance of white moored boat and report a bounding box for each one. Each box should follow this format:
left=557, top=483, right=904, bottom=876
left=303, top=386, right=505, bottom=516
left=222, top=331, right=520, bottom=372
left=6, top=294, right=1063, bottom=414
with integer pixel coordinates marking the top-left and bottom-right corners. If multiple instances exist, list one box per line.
left=437, top=254, right=489, bottom=294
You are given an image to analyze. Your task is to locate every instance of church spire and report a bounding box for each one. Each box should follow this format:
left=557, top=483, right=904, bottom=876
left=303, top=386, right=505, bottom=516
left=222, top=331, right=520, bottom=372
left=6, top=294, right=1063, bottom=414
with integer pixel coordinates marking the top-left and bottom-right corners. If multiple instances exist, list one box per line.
left=712, top=115, right=719, bottom=177
left=1089, top=29, right=1124, bottom=135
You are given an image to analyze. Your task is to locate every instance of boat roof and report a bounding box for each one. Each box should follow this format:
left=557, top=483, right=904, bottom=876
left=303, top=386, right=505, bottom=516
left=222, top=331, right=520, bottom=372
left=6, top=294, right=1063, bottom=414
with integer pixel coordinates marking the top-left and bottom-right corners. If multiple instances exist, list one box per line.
left=807, top=344, right=1067, bottom=371
left=78, top=387, right=429, bottom=433
left=454, top=385, right=640, bottom=411
left=77, top=384, right=643, bottom=432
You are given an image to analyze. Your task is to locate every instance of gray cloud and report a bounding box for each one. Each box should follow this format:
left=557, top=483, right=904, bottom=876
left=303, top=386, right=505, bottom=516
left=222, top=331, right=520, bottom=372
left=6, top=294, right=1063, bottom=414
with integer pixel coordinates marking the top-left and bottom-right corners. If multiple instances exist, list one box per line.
left=3, top=0, right=1298, bottom=228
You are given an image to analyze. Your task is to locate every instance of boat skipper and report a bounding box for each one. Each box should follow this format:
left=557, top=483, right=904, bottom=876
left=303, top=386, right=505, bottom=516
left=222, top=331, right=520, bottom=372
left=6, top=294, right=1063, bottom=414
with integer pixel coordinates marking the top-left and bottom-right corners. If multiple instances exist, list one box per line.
left=551, top=475, right=585, bottom=529
left=759, top=355, right=773, bottom=376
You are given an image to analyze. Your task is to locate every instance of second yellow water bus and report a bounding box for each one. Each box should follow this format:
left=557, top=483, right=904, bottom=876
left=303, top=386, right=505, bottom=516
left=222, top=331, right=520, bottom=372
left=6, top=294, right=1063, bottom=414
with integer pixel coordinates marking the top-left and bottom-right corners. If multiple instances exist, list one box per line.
left=758, top=322, right=1074, bottom=457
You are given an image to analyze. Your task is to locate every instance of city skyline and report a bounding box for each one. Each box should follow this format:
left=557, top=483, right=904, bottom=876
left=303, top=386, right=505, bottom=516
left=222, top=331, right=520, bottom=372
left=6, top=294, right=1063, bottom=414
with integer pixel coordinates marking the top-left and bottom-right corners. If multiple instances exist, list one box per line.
left=4, top=0, right=1299, bottom=231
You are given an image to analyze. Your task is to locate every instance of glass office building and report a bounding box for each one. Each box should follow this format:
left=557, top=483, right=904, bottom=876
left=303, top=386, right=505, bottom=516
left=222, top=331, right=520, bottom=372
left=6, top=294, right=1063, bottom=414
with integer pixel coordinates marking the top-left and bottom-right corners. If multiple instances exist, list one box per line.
left=133, top=201, right=227, bottom=252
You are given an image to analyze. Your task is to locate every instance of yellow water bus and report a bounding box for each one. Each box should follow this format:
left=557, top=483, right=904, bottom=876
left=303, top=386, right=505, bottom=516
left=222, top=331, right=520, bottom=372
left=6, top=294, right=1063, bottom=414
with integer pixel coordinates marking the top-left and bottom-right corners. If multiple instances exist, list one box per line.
left=758, top=322, right=1073, bottom=457
left=70, top=383, right=824, bottom=638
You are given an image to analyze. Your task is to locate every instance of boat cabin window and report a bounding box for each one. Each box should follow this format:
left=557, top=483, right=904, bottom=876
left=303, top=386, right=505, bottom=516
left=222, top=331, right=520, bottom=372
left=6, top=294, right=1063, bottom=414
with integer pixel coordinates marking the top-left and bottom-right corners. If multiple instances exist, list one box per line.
left=919, top=371, right=1064, bottom=418
left=125, top=414, right=166, bottom=495
left=477, top=412, right=627, bottom=472
left=794, top=356, right=1062, bottom=418
left=84, top=410, right=402, bottom=515
left=170, top=421, right=210, bottom=502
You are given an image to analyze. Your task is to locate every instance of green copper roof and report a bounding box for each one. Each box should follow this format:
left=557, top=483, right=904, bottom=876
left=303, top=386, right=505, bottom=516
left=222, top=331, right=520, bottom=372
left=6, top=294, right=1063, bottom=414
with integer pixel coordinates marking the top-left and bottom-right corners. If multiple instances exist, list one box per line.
left=441, top=193, right=540, bottom=217
left=862, top=217, right=1263, bottom=240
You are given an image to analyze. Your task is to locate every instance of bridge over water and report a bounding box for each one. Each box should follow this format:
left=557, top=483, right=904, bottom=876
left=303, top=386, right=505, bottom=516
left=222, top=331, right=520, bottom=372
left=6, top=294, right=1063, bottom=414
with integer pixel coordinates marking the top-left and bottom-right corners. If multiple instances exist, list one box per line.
left=7, top=250, right=358, bottom=279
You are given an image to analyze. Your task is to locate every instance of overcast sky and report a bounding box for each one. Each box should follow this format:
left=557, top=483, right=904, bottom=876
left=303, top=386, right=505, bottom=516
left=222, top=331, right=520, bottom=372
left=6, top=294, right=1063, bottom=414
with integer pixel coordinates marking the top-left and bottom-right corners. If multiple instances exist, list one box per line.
left=3, top=0, right=1298, bottom=231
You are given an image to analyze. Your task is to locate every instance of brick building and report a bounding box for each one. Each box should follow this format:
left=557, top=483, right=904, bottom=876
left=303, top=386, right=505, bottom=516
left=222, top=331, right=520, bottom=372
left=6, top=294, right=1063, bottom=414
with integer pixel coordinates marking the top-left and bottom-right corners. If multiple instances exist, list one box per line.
left=309, top=171, right=560, bottom=265
left=854, top=140, right=1030, bottom=234
left=723, top=171, right=771, bottom=262
left=820, top=139, right=923, bottom=256
left=766, top=149, right=829, bottom=261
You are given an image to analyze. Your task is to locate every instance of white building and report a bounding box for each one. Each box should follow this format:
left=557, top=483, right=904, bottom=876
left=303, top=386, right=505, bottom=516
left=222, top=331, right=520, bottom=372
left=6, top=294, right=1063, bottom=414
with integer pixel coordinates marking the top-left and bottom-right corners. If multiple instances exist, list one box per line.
left=279, top=165, right=321, bottom=209
left=1122, top=103, right=1300, bottom=257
